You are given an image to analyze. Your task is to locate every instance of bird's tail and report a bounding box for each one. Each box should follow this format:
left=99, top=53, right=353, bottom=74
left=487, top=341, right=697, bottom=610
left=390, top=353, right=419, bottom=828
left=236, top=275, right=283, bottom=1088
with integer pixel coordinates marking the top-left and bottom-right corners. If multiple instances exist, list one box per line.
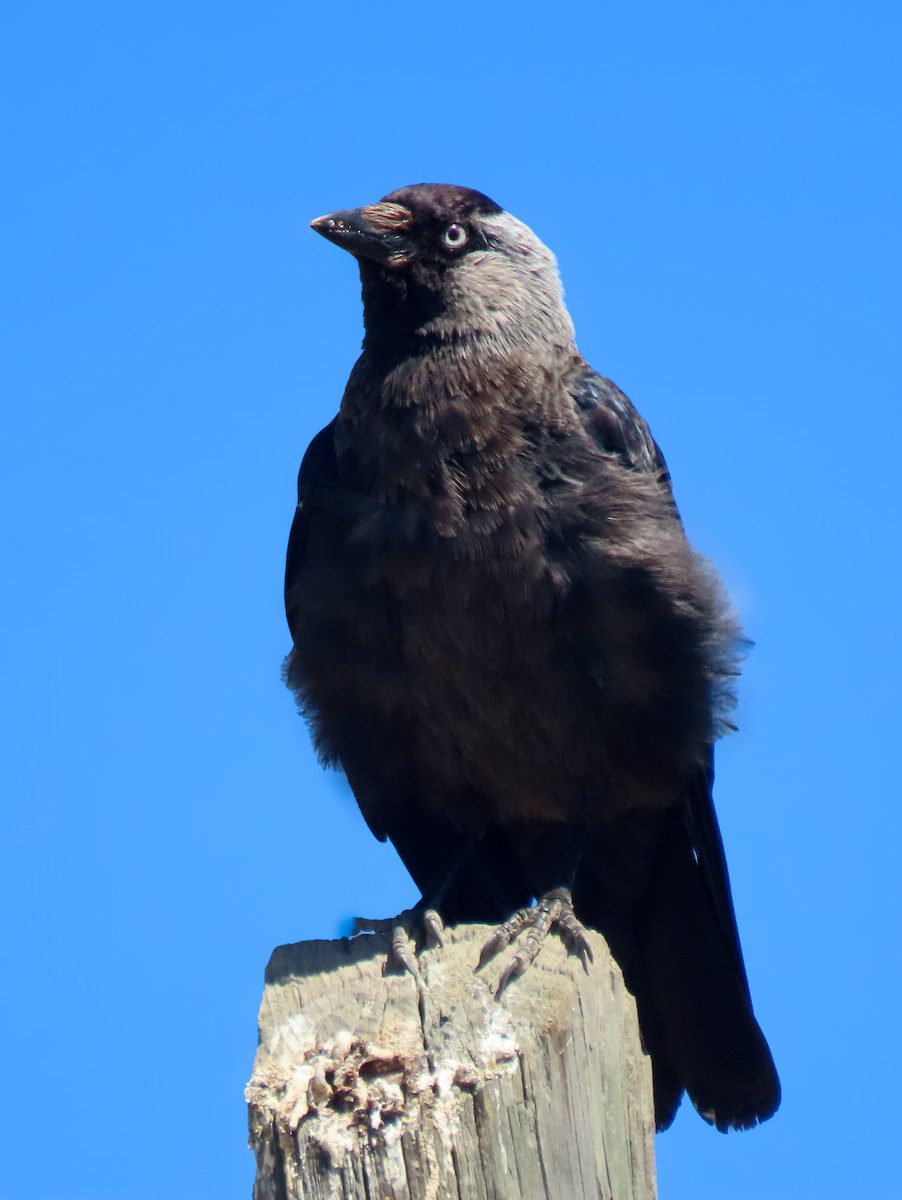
left=576, top=805, right=781, bottom=1132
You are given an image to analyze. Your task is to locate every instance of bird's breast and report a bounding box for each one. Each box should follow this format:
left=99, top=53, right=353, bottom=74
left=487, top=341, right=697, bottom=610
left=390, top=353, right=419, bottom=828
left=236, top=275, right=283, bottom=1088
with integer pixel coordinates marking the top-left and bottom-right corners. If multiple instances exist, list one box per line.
left=294, top=459, right=711, bottom=830
left=332, top=493, right=613, bottom=823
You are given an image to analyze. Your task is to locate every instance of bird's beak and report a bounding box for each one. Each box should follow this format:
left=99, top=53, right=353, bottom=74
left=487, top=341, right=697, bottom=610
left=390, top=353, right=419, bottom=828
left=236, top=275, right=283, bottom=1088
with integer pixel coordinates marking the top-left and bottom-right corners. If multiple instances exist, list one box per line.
left=310, top=202, right=414, bottom=267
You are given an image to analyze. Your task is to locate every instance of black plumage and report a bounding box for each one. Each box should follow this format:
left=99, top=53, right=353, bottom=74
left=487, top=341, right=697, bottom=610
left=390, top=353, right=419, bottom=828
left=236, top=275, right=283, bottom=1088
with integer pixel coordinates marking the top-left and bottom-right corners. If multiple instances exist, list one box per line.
left=284, top=183, right=780, bottom=1132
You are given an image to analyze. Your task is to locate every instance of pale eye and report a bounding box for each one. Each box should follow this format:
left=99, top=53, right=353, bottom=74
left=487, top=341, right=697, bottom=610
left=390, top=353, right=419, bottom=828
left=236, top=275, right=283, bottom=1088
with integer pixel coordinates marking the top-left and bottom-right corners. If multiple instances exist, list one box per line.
left=443, top=223, right=469, bottom=250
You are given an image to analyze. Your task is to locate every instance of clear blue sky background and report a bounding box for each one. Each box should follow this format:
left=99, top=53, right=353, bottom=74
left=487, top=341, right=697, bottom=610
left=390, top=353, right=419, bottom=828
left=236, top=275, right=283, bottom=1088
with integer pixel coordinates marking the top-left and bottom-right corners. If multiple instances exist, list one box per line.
left=2, top=3, right=899, bottom=1198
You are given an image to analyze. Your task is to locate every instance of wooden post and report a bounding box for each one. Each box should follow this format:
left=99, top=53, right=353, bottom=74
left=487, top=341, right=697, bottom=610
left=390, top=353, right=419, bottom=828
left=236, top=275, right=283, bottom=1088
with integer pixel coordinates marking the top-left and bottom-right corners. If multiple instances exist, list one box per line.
left=247, top=923, right=657, bottom=1200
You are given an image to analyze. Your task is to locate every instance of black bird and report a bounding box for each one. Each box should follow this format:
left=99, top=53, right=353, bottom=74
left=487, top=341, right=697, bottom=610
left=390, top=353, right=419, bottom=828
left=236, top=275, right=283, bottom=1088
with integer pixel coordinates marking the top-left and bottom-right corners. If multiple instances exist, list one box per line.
left=284, top=183, right=780, bottom=1133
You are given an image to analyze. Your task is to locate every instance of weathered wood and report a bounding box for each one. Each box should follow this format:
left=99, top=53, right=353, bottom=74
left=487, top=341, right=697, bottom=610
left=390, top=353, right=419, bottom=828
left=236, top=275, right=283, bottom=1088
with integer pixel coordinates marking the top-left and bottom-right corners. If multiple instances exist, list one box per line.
left=247, top=923, right=657, bottom=1200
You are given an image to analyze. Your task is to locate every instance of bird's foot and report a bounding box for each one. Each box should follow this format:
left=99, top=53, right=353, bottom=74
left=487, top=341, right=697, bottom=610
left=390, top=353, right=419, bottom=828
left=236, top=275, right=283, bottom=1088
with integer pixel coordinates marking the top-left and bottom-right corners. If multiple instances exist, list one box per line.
left=477, top=886, right=593, bottom=996
left=351, top=904, right=445, bottom=994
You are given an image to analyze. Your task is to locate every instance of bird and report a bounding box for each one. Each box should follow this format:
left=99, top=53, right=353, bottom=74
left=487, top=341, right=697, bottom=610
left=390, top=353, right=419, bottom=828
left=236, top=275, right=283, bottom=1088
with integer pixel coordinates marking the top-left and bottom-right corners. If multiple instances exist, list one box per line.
left=283, top=183, right=781, bottom=1133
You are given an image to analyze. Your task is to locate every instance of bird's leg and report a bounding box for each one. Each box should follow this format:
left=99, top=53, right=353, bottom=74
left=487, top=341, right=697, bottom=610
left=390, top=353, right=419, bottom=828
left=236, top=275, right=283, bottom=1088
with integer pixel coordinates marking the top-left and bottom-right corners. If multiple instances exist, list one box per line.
left=352, top=901, right=445, bottom=948
left=479, top=886, right=594, bottom=994
left=350, top=842, right=488, bottom=991
left=477, top=826, right=594, bottom=995
left=350, top=899, right=444, bottom=992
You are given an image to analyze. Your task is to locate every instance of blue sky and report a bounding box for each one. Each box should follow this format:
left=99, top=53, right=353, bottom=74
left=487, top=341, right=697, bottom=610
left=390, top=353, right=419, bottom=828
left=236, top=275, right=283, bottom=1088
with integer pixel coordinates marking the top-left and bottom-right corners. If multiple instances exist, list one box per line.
left=2, top=3, right=900, bottom=1197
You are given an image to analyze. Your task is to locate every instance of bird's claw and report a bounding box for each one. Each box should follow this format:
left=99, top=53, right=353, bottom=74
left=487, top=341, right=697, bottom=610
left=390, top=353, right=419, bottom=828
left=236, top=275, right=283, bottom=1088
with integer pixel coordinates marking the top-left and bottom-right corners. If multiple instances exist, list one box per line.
left=390, top=916, right=425, bottom=991
left=352, top=906, right=445, bottom=993
left=422, top=907, right=446, bottom=948
left=480, top=887, right=593, bottom=997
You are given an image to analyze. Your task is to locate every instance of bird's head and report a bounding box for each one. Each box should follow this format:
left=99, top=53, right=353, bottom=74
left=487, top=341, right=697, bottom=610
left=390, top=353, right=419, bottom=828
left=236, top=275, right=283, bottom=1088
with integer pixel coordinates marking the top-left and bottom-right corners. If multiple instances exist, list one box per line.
left=311, top=183, right=575, bottom=358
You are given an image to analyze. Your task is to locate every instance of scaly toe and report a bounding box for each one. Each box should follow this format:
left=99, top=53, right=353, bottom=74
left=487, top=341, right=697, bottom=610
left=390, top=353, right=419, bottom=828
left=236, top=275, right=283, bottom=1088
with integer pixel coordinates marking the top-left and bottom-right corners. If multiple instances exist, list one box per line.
left=350, top=906, right=442, bottom=994
left=476, top=907, right=533, bottom=970
left=486, top=888, right=593, bottom=996
left=557, top=903, right=594, bottom=970
left=389, top=912, right=426, bottom=992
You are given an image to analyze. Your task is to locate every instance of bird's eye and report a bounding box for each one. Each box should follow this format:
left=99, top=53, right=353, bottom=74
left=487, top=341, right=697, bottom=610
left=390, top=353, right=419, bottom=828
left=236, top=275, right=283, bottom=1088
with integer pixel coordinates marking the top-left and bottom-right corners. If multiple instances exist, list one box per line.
left=443, top=223, right=468, bottom=250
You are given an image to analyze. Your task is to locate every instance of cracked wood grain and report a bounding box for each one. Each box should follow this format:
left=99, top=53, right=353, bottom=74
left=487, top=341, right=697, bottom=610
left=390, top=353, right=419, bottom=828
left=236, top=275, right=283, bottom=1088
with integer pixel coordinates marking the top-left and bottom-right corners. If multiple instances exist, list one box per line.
left=247, top=923, right=656, bottom=1200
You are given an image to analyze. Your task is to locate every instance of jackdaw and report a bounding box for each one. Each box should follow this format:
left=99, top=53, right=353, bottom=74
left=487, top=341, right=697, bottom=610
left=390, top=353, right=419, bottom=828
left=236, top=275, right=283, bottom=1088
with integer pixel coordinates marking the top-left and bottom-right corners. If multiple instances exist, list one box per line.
left=284, top=183, right=780, bottom=1132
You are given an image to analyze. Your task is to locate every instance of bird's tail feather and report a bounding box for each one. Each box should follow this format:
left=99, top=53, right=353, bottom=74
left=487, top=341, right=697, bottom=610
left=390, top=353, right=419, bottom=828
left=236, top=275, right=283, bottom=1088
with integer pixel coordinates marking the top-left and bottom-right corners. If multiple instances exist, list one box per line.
left=576, top=814, right=780, bottom=1132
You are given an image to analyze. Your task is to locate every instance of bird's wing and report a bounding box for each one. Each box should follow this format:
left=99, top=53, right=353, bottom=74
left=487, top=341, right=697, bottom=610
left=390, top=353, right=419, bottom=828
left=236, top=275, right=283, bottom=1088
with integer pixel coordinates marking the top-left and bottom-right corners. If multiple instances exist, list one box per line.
left=567, top=366, right=674, bottom=488
left=568, top=366, right=750, bottom=989
left=284, top=418, right=337, bottom=644
left=681, top=749, right=752, bottom=994
left=283, top=418, right=418, bottom=847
